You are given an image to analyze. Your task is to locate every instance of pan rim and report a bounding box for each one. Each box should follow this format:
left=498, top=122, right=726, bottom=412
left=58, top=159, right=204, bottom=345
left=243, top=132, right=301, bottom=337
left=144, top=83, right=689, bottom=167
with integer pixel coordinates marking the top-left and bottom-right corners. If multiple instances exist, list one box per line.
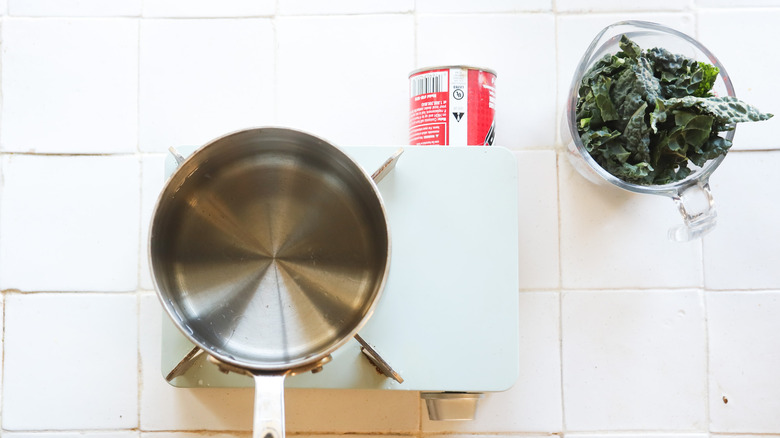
left=149, top=126, right=392, bottom=373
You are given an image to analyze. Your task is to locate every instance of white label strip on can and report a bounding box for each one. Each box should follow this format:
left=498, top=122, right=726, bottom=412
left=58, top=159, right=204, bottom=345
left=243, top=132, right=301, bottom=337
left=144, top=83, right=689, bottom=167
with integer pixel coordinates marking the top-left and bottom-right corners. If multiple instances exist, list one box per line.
left=449, top=68, right=468, bottom=146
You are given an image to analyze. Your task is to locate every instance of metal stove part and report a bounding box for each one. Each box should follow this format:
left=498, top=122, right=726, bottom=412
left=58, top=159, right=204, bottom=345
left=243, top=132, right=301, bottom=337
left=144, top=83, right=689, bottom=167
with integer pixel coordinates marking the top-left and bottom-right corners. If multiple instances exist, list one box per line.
left=166, top=345, right=206, bottom=382
left=208, top=354, right=333, bottom=377
left=166, top=334, right=402, bottom=384
left=371, top=147, right=404, bottom=182
left=421, top=392, right=484, bottom=421
left=354, top=333, right=403, bottom=383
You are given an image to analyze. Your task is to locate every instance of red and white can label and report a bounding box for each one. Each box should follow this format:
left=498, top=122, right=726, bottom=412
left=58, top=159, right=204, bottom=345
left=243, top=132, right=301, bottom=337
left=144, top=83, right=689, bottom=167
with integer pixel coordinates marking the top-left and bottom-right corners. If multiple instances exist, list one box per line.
left=409, top=66, right=496, bottom=146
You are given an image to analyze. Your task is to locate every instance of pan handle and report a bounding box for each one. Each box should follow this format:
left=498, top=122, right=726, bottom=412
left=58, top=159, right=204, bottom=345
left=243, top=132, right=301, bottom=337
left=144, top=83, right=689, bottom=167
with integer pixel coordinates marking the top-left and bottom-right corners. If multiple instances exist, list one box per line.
left=252, top=373, right=287, bottom=438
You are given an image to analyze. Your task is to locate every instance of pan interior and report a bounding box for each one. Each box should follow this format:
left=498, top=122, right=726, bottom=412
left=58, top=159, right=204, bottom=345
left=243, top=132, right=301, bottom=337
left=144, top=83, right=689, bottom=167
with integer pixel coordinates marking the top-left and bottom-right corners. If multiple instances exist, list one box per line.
left=151, top=130, right=389, bottom=370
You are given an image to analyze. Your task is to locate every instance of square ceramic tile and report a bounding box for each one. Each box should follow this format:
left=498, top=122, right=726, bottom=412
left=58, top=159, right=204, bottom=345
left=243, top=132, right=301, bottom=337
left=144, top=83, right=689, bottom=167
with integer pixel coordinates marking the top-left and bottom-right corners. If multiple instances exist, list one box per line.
left=699, top=10, right=780, bottom=150
left=285, top=389, right=420, bottom=433
left=427, top=435, right=551, bottom=438
left=565, top=434, right=707, bottom=438
left=140, top=154, right=167, bottom=290
left=143, top=0, right=274, bottom=17
left=2, top=293, right=138, bottom=430
left=0, top=295, right=3, bottom=406
left=417, top=14, right=556, bottom=149
left=698, top=0, right=780, bottom=5
left=711, top=436, right=780, bottom=438
left=558, top=157, right=703, bottom=289
left=556, top=0, right=692, bottom=10
left=1, top=18, right=138, bottom=153
left=140, top=434, right=246, bottom=438
left=703, top=151, right=780, bottom=290
left=139, top=19, right=275, bottom=152
left=140, top=291, right=421, bottom=433
left=515, top=151, right=559, bottom=289
left=141, top=434, right=245, bottom=438
left=139, top=293, right=254, bottom=431
left=562, top=289, right=707, bottom=430
left=708, top=291, right=780, bottom=433
left=275, top=15, right=414, bottom=146
left=8, top=0, right=140, bottom=16
left=6, top=433, right=138, bottom=438
left=278, top=0, right=413, bottom=14
left=422, top=292, right=562, bottom=433
left=0, top=155, right=140, bottom=292
left=416, top=0, right=551, bottom=12
left=556, top=13, right=694, bottom=143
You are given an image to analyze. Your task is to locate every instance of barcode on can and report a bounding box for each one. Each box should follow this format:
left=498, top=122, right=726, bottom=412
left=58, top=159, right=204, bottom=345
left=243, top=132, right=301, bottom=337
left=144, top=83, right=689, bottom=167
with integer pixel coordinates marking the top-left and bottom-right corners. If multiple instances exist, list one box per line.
left=410, top=72, right=448, bottom=97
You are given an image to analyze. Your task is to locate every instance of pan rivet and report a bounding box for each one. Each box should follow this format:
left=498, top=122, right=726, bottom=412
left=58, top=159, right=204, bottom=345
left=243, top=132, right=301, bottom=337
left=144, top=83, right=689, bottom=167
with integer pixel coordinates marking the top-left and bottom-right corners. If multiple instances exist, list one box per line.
left=311, top=366, right=324, bottom=374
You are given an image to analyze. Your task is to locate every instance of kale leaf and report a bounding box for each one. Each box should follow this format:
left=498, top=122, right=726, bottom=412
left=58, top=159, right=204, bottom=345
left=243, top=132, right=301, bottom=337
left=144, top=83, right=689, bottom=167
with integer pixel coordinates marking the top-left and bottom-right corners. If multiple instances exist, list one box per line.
left=575, top=35, right=773, bottom=185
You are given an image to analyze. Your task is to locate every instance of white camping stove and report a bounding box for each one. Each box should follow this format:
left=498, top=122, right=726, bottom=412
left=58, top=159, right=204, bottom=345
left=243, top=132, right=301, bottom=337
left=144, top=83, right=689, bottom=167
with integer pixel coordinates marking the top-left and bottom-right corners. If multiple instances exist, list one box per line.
left=161, top=145, right=520, bottom=421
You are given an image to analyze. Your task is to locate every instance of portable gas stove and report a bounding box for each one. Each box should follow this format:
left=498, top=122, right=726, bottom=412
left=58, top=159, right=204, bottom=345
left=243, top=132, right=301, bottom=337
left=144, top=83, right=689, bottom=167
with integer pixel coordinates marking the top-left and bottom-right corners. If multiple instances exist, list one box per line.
left=160, top=145, right=519, bottom=420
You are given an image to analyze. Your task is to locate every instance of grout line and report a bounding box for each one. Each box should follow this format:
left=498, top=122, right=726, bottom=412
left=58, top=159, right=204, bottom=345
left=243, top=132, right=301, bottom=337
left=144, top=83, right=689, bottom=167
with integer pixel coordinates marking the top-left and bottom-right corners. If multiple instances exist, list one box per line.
left=412, top=0, right=419, bottom=70
left=136, top=291, right=143, bottom=431
left=701, top=288, right=712, bottom=433
left=0, top=289, right=141, bottom=295
left=136, top=14, right=142, bottom=154
left=137, top=153, right=145, bottom=291
left=552, top=4, right=567, bottom=432
left=272, top=1, right=279, bottom=124
left=0, top=151, right=139, bottom=157
left=1, top=291, right=6, bottom=431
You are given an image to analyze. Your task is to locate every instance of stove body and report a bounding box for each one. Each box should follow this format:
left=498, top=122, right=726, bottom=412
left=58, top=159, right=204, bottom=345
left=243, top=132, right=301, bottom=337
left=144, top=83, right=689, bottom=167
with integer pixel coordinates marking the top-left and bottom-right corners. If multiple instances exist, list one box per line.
left=160, top=145, right=520, bottom=418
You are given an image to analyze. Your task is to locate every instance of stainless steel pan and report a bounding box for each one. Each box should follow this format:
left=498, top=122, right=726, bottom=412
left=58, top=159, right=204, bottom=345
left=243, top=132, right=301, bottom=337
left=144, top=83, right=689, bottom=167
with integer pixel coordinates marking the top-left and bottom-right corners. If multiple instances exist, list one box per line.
left=150, top=128, right=395, bottom=438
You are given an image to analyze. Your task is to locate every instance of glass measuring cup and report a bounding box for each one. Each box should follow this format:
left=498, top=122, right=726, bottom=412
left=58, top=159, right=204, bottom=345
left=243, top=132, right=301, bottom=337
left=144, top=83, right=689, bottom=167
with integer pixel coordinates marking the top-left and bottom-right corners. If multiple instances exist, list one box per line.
left=561, top=21, right=736, bottom=241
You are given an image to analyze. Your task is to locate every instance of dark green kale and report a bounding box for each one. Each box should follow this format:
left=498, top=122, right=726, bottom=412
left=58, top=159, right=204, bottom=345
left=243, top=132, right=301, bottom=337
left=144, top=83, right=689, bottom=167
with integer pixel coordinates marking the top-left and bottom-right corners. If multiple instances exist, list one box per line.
left=576, top=35, right=773, bottom=185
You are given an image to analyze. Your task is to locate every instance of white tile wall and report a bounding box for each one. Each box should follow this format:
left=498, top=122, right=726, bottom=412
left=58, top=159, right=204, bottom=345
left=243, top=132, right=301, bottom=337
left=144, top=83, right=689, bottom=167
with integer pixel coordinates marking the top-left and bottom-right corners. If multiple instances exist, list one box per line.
left=139, top=18, right=275, bottom=152
left=8, top=0, right=141, bottom=16
left=0, top=294, right=3, bottom=417
left=1, top=2, right=779, bottom=436
left=284, top=388, right=420, bottom=433
left=558, top=157, right=703, bottom=289
left=698, top=0, right=780, bottom=6
left=417, top=13, right=556, bottom=149
left=707, top=291, right=780, bottom=433
left=704, top=151, right=780, bottom=290
left=278, top=0, right=413, bottom=15
left=415, top=0, right=552, bottom=13
left=0, top=155, right=140, bottom=292
left=698, top=10, right=780, bottom=150
left=556, top=0, right=693, bottom=11
left=1, top=18, right=138, bottom=153
left=140, top=434, right=244, bottom=438
left=275, top=15, right=414, bottom=146
left=6, top=433, right=138, bottom=438
left=565, top=434, right=708, bottom=438
left=2, top=293, right=138, bottom=430
left=139, top=154, right=166, bottom=290
left=143, top=0, right=275, bottom=17
left=562, top=290, right=707, bottom=430
left=516, top=151, right=560, bottom=289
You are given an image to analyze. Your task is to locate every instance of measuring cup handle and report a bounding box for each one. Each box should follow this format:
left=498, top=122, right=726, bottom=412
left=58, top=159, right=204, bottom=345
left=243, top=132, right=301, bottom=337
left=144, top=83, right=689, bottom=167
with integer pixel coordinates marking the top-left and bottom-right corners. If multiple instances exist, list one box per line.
left=668, top=180, right=717, bottom=241
left=252, top=374, right=287, bottom=438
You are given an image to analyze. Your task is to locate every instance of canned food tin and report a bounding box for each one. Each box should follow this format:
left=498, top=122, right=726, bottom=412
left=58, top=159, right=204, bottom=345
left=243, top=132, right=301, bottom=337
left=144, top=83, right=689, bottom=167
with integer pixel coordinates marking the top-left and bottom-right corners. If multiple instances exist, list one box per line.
left=409, top=66, right=496, bottom=146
